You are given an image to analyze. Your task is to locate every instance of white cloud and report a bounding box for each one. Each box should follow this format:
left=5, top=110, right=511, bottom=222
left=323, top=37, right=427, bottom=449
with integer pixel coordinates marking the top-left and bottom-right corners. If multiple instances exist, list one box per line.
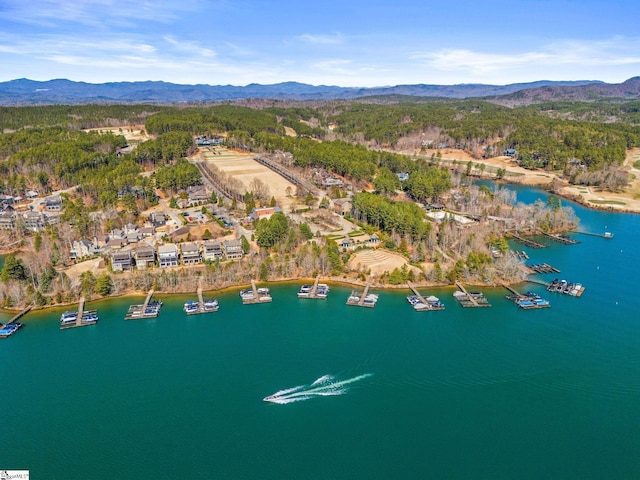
left=296, top=33, right=344, bottom=45
left=410, top=37, right=640, bottom=76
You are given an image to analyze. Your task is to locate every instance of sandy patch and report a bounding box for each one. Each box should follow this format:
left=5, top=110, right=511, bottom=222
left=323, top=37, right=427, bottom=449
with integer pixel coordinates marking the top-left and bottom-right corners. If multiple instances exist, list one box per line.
left=83, top=124, right=150, bottom=144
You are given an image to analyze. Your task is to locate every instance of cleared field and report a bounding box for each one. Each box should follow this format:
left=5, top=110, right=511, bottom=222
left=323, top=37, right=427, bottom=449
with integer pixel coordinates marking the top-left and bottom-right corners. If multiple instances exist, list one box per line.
left=198, top=147, right=299, bottom=210
left=348, top=248, right=420, bottom=276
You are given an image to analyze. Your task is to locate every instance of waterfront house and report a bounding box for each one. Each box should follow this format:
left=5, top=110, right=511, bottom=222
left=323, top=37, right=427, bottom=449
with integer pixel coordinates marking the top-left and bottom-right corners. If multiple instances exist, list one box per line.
left=134, top=245, right=156, bottom=269
left=158, top=244, right=179, bottom=267
left=222, top=239, right=243, bottom=260
left=180, top=242, right=202, bottom=265
left=203, top=240, right=224, bottom=261
left=111, top=250, right=133, bottom=272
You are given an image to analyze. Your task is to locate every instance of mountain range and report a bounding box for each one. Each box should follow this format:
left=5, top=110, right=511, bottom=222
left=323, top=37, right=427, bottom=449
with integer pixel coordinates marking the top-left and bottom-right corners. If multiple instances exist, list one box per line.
left=0, top=77, right=639, bottom=105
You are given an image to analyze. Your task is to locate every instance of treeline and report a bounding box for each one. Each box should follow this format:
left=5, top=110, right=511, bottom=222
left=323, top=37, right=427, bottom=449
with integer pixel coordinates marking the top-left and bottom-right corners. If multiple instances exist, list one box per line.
left=352, top=192, right=433, bottom=241
left=0, top=104, right=163, bottom=131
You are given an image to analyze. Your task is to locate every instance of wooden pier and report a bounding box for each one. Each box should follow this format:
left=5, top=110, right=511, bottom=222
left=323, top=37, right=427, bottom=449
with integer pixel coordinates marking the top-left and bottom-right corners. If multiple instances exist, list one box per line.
left=185, top=282, right=220, bottom=315
left=526, top=263, right=560, bottom=274
left=8, top=305, right=32, bottom=323
left=125, top=289, right=161, bottom=319
left=406, top=281, right=445, bottom=311
left=453, top=282, right=491, bottom=307
left=60, top=297, right=99, bottom=330
left=347, top=275, right=378, bottom=308
left=241, top=280, right=272, bottom=305
left=508, top=233, right=547, bottom=248
left=540, top=231, right=580, bottom=245
left=297, top=275, right=329, bottom=299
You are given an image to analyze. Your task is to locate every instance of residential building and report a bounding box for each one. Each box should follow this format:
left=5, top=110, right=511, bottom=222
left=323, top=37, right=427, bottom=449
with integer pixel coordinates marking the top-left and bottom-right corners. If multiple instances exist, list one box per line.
left=181, top=242, right=202, bottom=265
left=44, top=195, right=63, bottom=211
left=111, top=250, right=133, bottom=272
left=249, top=206, right=281, bottom=221
left=187, top=185, right=209, bottom=205
left=0, top=210, right=16, bottom=230
left=203, top=240, right=224, bottom=261
left=70, top=239, right=99, bottom=260
left=23, top=211, right=45, bottom=232
left=134, top=245, right=156, bottom=269
left=158, top=244, right=179, bottom=267
left=149, top=212, right=168, bottom=227
left=222, top=239, right=243, bottom=260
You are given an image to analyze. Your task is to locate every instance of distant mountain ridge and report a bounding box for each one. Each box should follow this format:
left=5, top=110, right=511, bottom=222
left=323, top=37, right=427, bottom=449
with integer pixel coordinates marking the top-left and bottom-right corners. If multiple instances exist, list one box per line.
left=1, top=77, right=638, bottom=105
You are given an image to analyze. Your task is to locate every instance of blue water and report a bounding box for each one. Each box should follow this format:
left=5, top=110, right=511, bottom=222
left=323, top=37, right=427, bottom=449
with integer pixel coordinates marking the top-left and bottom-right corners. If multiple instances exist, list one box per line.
left=2, top=185, right=640, bottom=479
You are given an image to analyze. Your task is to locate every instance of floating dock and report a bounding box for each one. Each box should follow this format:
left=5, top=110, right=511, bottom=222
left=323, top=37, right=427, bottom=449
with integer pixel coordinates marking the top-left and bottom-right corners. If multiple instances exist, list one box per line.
left=297, top=275, right=329, bottom=299
left=574, top=230, right=614, bottom=239
left=60, top=297, right=99, bottom=330
left=347, top=275, right=378, bottom=308
left=526, top=263, right=560, bottom=274
left=240, top=280, right=272, bottom=304
left=184, top=283, right=219, bottom=315
left=125, top=290, right=162, bottom=319
left=546, top=279, right=585, bottom=297
left=406, top=281, right=444, bottom=311
left=508, top=233, right=547, bottom=248
left=503, top=284, right=551, bottom=309
left=0, top=321, right=24, bottom=338
left=453, top=282, right=491, bottom=308
left=0, top=306, right=29, bottom=338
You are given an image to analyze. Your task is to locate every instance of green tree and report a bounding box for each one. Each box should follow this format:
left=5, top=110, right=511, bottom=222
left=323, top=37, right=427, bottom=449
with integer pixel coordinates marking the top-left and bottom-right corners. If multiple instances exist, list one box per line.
left=241, top=235, right=250, bottom=254
left=95, top=273, right=114, bottom=296
left=1, top=255, right=27, bottom=281
left=80, top=271, right=97, bottom=296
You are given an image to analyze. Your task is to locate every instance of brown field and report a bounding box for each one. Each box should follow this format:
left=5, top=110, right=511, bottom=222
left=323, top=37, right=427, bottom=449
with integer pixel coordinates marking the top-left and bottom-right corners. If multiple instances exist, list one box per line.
left=348, top=249, right=421, bottom=276
left=197, top=147, right=300, bottom=210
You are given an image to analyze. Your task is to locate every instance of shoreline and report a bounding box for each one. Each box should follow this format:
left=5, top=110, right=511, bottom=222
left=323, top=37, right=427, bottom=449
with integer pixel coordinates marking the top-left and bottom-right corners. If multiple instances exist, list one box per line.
left=0, top=275, right=523, bottom=317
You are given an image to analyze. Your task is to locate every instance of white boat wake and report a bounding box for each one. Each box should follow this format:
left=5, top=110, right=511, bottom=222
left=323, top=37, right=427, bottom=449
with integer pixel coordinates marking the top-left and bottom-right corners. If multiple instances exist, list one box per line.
left=263, top=373, right=373, bottom=404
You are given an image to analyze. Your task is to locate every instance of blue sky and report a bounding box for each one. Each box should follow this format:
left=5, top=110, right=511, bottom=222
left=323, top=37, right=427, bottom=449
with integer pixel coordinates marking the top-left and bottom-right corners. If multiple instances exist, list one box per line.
left=1, top=0, right=639, bottom=87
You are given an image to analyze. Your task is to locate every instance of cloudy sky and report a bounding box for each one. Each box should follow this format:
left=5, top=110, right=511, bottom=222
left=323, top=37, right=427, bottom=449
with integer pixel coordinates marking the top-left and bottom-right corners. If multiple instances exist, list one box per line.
left=1, top=0, right=639, bottom=87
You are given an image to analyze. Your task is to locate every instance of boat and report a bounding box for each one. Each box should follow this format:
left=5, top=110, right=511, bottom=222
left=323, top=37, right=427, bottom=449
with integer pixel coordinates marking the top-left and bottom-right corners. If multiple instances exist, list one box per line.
left=203, top=299, right=219, bottom=311
left=239, top=289, right=254, bottom=299
left=0, top=322, right=23, bottom=338
left=60, top=311, right=78, bottom=325
left=257, top=287, right=270, bottom=295
left=297, top=284, right=312, bottom=297
left=184, top=301, right=199, bottom=313
left=81, top=312, right=99, bottom=323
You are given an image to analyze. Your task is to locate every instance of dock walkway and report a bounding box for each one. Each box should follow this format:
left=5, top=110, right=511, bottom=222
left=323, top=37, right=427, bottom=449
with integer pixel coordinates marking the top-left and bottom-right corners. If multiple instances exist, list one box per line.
left=502, top=284, right=551, bottom=309
left=347, top=275, right=378, bottom=308
left=185, top=282, right=220, bottom=315
left=0, top=305, right=30, bottom=338
left=241, top=280, right=272, bottom=305
left=298, top=275, right=329, bottom=299
left=60, top=298, right=99, bottom=330
left=453, top=282, right=491, bottom=308
left=406, top=282, right=445, bottom=311
left=509, top=233, right=547, bottom=248
left=526, top=263, right=560, bottom=274
left=540, top=231, right=580, bottom=245
left=125, top=289, right=161, bottom=319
